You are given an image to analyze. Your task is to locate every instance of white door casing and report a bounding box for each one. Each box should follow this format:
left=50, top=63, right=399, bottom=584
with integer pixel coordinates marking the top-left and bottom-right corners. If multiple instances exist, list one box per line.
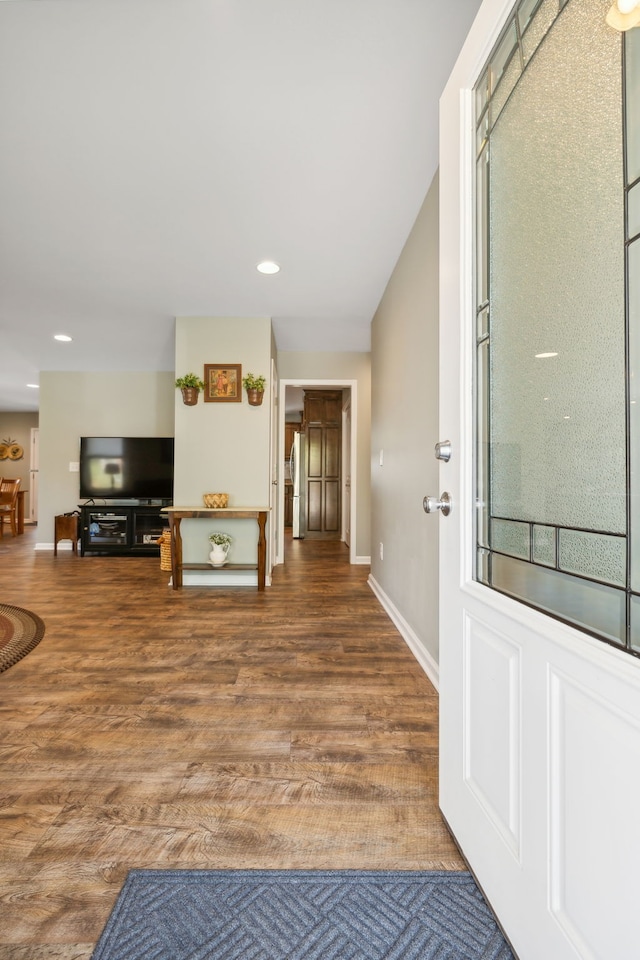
left=30, top=426, right=39, bottom=523
left=438, top=1, right=640, bottom=958
left=276, top=379, right=358, bottom=566
left=342, top=397, right=352, bottom=547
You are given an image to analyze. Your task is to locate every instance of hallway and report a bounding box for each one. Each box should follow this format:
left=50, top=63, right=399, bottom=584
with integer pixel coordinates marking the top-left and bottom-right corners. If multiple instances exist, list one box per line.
left=0, top=529, right=462, bottom=958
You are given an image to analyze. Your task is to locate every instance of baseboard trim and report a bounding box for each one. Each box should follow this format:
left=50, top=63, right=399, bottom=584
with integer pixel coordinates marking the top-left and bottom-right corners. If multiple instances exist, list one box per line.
left=354, top=555, right=371, bottom=565
left=367, top=574, right=439, bottom=691
left=178, top=571, right=272, bottom=588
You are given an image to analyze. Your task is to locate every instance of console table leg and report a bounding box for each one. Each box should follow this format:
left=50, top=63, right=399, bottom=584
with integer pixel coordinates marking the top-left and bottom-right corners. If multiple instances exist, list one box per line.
left=170, top=516, right=183, bottom=589
left=257, top=511, right=267, bottom=591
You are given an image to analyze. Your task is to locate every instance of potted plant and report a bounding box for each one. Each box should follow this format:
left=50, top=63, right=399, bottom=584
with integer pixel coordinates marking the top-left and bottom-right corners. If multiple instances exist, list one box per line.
left=208, top=531, right=233, bottom=566
left=242, top=373, right=266, bottom=406
left=175, top=373, right=205, bottom=406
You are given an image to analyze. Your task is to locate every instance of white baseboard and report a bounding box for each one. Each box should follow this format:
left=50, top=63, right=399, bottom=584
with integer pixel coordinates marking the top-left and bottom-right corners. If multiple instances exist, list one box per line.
left=367, top=574, right=439, bottom=691
left=354, top=555, right=371, bottom=565
left=35, top=542, right=58, bottom=551
left=179, top=571, right=271, bottom=587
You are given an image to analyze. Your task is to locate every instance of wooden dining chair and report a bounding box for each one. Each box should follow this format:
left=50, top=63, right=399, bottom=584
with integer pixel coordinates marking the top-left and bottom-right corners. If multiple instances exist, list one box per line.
left=0, top=478, right=21, bottom=538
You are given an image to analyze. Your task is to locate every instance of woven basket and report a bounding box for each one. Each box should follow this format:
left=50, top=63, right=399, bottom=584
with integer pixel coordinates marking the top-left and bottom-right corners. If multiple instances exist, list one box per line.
left=203, top=493, right=229, bottom=508
left=157, top=533, right=173, bottom=572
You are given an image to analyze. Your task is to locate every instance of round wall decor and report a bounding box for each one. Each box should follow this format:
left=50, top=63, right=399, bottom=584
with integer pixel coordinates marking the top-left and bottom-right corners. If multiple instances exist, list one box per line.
left=0, top=439, right=24, bottom=461
left=8, top=444, right=23, bottom=461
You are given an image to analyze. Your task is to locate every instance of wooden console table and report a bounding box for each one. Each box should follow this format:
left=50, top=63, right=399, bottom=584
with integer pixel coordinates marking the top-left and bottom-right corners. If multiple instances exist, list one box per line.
left=162, top=507, right=269, bottom=591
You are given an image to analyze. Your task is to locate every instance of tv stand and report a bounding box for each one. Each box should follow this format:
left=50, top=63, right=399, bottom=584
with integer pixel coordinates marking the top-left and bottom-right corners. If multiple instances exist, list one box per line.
left=79, top=503, right=169, bottom=556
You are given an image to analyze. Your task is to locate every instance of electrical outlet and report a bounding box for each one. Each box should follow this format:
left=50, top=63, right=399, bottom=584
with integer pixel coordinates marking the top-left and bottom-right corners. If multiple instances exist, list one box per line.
left=69, top=461, right=79, bottom=472
left=379, top=542, right=384, bottom=560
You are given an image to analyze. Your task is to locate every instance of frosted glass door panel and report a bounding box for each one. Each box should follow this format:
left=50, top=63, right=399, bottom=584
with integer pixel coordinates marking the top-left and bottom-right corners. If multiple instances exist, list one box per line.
left=475, top=0, right=633, bottom=651
left=489, top=3, right=625, bottom=533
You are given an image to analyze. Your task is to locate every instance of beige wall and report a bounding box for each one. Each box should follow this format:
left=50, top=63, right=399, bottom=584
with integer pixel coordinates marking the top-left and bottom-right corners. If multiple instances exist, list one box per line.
left=0, top=411, right=38, bottom=519
left=174, top=316, right=273, bottom=565
left=370, top=172, right=440, bottom=670
left=38, top=371, right=175, bottom=543
left=277, top=350, right=371, bottom=560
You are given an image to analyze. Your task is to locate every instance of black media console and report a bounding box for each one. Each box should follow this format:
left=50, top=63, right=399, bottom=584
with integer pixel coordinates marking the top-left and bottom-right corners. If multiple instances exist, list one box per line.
left=79, top=503, right=170, bottom=556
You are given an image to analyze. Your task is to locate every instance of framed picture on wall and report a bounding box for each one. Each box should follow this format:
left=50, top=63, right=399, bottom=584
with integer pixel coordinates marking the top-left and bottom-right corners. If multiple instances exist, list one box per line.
left=203, top=364, right=242, bottom=402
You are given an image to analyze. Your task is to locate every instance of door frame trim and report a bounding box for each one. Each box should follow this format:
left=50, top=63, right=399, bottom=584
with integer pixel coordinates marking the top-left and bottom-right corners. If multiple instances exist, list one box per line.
left=276, top=379, right=358, bottom=565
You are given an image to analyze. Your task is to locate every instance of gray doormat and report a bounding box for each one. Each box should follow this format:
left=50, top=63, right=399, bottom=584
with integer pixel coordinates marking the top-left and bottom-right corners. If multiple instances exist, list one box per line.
left=91, top=869, right=515, bottom=960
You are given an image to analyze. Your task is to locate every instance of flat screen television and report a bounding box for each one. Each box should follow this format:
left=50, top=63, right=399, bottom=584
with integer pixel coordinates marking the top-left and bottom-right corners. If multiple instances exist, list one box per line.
left=79, top=437, right=174, bottom=501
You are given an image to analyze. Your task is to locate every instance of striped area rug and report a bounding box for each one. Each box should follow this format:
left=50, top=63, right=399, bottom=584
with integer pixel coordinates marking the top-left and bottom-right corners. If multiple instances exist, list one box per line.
left=0, top=602, right=45, bottom=673
left=91, top=869, right=515, bottom=960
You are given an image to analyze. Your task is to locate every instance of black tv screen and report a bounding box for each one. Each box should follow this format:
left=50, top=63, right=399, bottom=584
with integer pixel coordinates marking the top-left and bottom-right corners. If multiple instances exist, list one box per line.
left=79, top=437, right=174, bottom=501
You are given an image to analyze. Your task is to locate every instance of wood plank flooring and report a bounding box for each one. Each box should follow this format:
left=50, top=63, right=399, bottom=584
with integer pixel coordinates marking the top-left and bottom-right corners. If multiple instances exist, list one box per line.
left=0, top=528, right=463, bottom=959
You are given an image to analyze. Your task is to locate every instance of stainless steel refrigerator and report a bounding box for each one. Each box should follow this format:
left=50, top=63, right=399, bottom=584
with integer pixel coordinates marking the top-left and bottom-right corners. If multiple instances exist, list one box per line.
left=290, top=430, right=306, bottom=539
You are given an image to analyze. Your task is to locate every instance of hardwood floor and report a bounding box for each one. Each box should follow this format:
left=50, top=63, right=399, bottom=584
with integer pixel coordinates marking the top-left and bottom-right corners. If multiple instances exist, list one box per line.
left=0, top=527, right=463, bottom=959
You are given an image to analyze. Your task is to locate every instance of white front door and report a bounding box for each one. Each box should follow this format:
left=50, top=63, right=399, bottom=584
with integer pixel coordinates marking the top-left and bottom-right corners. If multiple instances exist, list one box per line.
left=438, top=2, right=640, bottom=958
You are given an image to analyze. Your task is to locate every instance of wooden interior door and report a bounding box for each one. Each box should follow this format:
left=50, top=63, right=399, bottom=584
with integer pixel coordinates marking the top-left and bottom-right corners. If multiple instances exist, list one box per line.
left=304, top=390, right=342, bottom=540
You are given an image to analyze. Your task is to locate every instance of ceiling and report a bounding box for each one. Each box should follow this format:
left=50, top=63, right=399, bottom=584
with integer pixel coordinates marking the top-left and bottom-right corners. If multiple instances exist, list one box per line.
left=0, top=0, right=482, bottom=413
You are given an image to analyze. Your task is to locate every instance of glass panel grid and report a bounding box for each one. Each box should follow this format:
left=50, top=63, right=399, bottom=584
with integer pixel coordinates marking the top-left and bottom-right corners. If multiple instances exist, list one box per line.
left=491, top=518, right=530, bottom=560
left=517, top=0, right=543, bottom=36
left=558, top=530, right=626, bottom=587
left=477, top=548, right=491, bottom=585
left=478, top=306, right=490, bottom=340
left=477, top=111, right=490, bottom=157
left=477, top=339, right=490, bottom=549
left=476, top=70, right=490, bottom=120
left=626, top=27, right=640, bottom=185
left=490, top=22, right=518, bottom=96
left=491, top=44, right=523, bottom=124
left=476, top=148, right=489, bottom=308
left=533, top=524, right=556, bottom=567
left=492, top=553, right=626, bottom=646
left=630, top=594, right=640, bottom=653
left=629, top=184, right=640, bottom=241
left=629, top=238, right=640, bottom=592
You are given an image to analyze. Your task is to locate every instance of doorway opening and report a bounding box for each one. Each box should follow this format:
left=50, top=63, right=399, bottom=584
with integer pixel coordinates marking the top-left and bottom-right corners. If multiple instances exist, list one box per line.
left=277, top=379, right=357, bottom=566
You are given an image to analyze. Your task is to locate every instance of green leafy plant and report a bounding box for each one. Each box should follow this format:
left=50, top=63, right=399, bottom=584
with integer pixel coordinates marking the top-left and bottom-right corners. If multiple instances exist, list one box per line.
left=208, top=532, right=233, bottom=546
left=175, top=373, right=205, bottom=390
left=242, top=373, right=266, bottom=392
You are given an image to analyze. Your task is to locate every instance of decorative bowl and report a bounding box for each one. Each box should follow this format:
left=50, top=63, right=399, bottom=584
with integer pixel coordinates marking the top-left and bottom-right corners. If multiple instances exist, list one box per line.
left=203, top=493, right=229, bottom=508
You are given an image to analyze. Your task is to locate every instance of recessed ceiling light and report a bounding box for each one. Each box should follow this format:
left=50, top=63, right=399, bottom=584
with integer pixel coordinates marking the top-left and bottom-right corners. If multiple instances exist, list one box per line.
left=26, top=383, right=39, bottom=389
left=54, top=333, right=73, bottom=342
left=257, top=261, right=280, bottom=275
left=535, top=352, right=558, bottom=358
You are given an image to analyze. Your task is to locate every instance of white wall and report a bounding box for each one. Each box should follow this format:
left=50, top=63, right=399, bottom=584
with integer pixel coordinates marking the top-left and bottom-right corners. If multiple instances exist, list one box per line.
left=174, top=316, right=273, bottom=566
left=276, top=351, right=371, bottom=561
left=370, top=173, right=440, bottom=677
left=38, top=371, right=175, bottom=543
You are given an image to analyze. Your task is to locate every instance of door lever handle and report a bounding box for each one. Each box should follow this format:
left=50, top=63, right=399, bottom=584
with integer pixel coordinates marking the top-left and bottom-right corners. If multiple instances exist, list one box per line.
left=423, top=492, right=452, bottom=516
